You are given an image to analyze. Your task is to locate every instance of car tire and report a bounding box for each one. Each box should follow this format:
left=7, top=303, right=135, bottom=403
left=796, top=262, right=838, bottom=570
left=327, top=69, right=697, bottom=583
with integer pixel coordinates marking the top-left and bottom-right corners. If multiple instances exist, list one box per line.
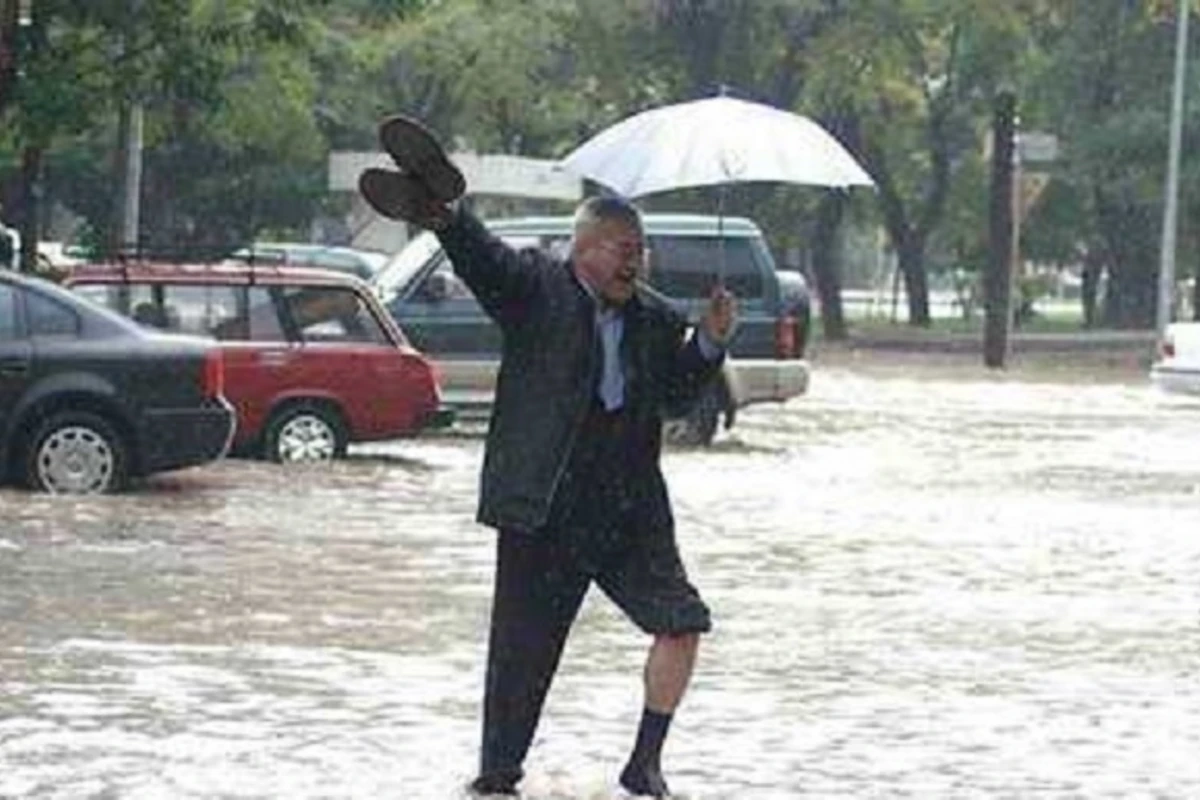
left=663, top=384, right=723, bottom=448
left=263, top=402, right=348, bottom=463
left=24, top=411, right=130, bottom=494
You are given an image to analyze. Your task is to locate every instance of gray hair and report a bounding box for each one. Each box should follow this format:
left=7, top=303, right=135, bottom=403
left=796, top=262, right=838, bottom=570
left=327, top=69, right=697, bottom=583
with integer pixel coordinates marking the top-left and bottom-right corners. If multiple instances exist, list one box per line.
left=572, top=195, right=643, bottom=239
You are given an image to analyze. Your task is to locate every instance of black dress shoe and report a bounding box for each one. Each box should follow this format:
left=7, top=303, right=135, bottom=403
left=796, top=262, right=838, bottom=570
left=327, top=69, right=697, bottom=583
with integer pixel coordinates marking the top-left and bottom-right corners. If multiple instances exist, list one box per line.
left=378, top=114, right=466, bottom=202
left=358, top=167, right=455, bottom=229
left=619, top=761, right=671, bottom=798
left=467, top=772, right=521, bottom=797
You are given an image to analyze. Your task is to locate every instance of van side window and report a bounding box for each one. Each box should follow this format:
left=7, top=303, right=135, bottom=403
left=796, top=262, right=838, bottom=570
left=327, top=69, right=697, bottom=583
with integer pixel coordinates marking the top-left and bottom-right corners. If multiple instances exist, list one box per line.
left=647, top=236, right=764, bottom=300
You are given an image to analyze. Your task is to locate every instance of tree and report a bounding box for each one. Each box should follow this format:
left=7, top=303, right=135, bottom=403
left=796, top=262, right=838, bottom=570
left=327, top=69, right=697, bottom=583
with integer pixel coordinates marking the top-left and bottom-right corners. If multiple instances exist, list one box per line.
left=804, top=0, right=1044, bottom=326
left=0, top=0, right=389, bottom=257
left=1031, top=0, right=1198, bottom=328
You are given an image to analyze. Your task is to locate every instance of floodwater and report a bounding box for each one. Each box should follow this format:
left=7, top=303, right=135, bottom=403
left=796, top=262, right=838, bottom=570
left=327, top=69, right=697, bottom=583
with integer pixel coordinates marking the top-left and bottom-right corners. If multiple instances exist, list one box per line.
left=2, top=358, right=1199, bottom=799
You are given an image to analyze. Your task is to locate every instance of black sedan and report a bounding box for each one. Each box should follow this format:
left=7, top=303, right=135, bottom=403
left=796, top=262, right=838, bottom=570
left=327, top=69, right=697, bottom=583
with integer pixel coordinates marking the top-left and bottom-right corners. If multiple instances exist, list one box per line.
left=0, top=270, right=235, bottom=493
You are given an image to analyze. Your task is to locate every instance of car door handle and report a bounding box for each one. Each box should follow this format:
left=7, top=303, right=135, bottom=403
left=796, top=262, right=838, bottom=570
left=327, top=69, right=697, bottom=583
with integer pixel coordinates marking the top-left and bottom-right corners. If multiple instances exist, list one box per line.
left=258, top=351, right=290, bottom=367
left=0, top=358, right=29, bottom=376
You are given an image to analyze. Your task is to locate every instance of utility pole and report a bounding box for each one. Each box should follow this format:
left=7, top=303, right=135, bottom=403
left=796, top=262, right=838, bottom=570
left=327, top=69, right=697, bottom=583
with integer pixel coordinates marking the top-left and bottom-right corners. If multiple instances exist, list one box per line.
left=117, top=103, right=144, bottom=253
left=1156, top=0, right=1190, bottom=339
left=114, top=0, right=143, bottom=256
left=984, top=91, right=1018, bottom=369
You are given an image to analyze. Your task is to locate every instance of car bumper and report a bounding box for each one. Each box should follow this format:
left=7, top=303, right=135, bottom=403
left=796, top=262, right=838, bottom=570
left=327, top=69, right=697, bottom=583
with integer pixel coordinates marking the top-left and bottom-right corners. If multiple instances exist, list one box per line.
left=1150, top=364, right=1200, bottom=396
left=726, top=359, right=810, bottom=408
left=138, top=399, right=236, bottom=474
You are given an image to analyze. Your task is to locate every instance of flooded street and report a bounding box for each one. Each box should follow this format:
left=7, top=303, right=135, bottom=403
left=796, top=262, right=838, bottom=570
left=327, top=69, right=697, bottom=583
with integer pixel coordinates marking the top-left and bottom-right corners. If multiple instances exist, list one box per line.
left=2, top=360, right=1199, bottom=799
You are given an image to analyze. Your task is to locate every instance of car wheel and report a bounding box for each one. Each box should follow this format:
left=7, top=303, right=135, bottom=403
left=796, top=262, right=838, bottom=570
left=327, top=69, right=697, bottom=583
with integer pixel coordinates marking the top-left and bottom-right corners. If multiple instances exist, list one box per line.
left=263, top=403, right=347, bottom=463
left=663, top=385, right=723, bottom=447
left=25, top=411, right=129, bottom=494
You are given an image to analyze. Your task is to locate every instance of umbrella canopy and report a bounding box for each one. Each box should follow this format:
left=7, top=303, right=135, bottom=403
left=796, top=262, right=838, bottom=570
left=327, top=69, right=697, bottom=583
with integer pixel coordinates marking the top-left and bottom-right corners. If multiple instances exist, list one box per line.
left=560, top=96, right=874, bottom=198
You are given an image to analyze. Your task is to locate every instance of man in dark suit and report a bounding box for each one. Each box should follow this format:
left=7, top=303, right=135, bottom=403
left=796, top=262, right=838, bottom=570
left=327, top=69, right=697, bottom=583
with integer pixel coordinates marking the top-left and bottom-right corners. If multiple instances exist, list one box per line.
left=361, top=116, right=736, bottom=798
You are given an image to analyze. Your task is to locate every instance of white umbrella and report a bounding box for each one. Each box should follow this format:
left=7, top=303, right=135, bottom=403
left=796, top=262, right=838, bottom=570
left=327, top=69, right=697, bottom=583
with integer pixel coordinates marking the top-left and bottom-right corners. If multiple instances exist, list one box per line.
left=560, top=96, right=874, bottom=198
left=560, top=96, right=873, bottom=284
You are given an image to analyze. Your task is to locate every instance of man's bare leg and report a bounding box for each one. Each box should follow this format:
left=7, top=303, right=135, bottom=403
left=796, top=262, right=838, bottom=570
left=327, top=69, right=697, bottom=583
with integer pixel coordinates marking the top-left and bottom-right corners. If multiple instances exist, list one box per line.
left=646, top=632, right=699, bottom=712
left=620, top=633, right=700, bottom=797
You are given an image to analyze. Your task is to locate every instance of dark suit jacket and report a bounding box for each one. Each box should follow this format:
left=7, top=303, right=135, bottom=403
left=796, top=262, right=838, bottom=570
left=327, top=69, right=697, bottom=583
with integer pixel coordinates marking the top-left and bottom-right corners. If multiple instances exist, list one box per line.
left=437, top=209, right=723, bottom=533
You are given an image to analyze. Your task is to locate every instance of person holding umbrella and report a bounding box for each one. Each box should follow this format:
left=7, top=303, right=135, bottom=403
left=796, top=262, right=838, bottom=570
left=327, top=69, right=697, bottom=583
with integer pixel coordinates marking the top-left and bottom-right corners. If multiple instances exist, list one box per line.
left=360, top=115, right=735, bottom=798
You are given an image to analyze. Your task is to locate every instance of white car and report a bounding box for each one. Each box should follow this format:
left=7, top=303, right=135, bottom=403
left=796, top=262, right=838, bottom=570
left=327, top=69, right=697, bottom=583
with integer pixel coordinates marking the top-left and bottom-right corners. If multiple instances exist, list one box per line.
left=1151, top=322, right=1200, bottom=396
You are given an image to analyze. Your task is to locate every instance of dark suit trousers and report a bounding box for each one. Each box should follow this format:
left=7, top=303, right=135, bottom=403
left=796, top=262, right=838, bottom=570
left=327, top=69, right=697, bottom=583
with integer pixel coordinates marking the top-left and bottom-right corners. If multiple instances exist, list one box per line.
left=477, top=403, right=710, bottom=783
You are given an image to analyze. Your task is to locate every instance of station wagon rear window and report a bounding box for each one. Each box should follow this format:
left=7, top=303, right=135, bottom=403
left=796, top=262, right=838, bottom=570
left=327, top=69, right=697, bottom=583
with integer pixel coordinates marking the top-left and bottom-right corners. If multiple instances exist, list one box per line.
left=281, top=286, right=388, bottom=345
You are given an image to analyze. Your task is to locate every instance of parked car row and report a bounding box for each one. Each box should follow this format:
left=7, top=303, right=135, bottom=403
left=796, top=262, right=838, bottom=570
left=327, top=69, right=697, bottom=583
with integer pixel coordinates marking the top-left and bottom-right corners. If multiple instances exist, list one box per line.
left=3, top=212, right=816, bottom=493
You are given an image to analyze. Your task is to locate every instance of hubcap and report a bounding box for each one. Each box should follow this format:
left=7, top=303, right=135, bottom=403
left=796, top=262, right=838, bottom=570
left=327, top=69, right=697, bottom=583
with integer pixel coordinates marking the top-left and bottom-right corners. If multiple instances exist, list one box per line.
left=276, top=414, right=337, bottom=462
left=37, top=426, right=114, bottom=494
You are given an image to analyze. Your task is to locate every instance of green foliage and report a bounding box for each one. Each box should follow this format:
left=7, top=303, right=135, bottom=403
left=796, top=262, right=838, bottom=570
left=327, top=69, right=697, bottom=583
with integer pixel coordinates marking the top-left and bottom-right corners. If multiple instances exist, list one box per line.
left=0, top=0, right=1194, bottom=332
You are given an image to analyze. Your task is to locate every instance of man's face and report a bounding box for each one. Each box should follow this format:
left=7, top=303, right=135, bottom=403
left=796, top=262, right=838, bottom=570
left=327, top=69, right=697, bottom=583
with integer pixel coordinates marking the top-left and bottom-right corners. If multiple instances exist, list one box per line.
left=571, top=219, right=643, bottom=306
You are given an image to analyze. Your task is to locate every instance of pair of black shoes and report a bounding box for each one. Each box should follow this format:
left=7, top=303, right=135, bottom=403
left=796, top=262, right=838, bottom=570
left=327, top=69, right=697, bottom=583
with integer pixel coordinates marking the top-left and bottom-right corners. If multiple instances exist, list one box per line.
left=467, top=763, right=670, bottom=798
left=359, top=115, right=466, bottom=227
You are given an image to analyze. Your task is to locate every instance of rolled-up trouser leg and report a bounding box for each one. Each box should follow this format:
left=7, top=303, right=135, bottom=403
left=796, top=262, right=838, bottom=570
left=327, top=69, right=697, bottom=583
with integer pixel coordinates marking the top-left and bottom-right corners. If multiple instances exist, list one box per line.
left=477, top=529, right=590, bottom=786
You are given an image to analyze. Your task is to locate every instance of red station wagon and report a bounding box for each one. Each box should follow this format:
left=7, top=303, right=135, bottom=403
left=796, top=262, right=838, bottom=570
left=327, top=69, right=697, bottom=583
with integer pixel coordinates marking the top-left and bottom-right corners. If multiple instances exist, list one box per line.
left=66, top=262, right=450, bottom=463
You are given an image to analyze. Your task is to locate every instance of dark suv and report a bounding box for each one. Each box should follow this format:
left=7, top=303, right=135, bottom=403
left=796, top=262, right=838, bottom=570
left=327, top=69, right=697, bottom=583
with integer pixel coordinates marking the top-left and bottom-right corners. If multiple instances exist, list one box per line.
left=372, top=214, right=810, bottom=444
left=1, top=270, right=234, bottom=493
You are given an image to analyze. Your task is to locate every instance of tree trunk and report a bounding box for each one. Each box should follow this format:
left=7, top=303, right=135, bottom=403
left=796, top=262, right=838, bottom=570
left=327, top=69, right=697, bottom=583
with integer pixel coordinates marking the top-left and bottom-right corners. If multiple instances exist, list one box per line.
left=811, top=191, right=848, bottom=340
left=1096, top=191, right=1157, bottom=328
left=18, top=145, right=42, bottom=273
left=1104, top=264, right=1156, bottom=328
left=1081, top=248, right=1104, bottom=328
left=863, top=142, right=933, bottom=327
left=896, top=233, right=930, bottom=326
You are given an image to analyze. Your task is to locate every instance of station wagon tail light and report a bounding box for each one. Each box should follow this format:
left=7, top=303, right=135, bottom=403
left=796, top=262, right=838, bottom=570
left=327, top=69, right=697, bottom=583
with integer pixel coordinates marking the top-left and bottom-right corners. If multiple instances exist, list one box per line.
left=203, top=350, right=225, bottom=399
left=774, top=314, right=798, bottom=359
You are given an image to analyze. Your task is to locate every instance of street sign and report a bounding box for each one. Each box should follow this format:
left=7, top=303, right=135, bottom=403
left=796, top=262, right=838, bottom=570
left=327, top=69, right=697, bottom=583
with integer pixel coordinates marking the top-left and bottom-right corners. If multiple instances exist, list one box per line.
left=1017, top=132, right=1060, bottom=164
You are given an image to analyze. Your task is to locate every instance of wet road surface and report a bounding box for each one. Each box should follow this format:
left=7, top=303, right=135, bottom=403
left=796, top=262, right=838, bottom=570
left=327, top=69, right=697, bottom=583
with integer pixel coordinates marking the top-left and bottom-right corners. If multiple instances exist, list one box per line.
left=2, top=361, right=1199, bottom=798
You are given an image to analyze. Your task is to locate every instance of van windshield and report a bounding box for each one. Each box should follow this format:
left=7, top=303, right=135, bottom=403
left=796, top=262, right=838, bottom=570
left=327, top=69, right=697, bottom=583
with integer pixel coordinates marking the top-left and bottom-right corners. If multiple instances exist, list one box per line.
left=373, top=232, right=443, bottom=304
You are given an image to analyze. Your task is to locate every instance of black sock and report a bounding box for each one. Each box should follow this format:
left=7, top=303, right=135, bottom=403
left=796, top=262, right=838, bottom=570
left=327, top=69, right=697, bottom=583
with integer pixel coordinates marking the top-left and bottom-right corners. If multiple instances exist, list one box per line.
left=630, top=707, right=672, bottom=766
left=620, top=708, right=673, bottom=795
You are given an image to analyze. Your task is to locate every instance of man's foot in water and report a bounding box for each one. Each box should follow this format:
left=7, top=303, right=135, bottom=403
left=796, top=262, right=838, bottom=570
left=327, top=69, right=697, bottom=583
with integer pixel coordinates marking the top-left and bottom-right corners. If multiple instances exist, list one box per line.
left=466, top=772, right=520, bottom=797
left=619, top=760, right=671, bottom=798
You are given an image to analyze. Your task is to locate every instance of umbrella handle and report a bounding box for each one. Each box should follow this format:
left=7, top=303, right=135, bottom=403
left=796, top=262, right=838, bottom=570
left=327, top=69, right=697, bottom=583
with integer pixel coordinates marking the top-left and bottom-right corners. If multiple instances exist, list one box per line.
left=716, top=184, right=726, bottom=290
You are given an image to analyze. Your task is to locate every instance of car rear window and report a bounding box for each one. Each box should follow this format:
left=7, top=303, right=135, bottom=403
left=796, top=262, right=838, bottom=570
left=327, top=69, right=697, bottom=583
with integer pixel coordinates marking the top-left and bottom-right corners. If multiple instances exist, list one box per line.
left=647, top=236, right=764, bottom=300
